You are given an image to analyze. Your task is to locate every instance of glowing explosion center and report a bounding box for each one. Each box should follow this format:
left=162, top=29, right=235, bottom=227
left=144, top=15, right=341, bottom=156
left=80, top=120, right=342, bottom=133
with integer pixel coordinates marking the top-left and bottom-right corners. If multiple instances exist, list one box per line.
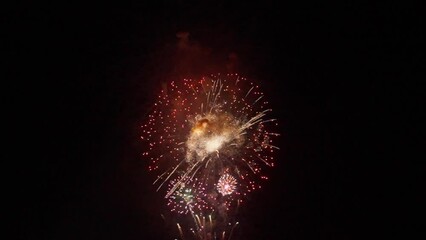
left=186, top=113, right=243, bottom=163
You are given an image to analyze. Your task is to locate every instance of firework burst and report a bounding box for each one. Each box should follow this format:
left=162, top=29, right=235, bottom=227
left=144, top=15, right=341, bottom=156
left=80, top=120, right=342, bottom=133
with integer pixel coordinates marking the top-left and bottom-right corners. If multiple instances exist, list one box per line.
left=167, top=176, right=213, bottom=215
left=141, top=73, right=279, bottom=239
left=217, top=173, right=237, bottom=196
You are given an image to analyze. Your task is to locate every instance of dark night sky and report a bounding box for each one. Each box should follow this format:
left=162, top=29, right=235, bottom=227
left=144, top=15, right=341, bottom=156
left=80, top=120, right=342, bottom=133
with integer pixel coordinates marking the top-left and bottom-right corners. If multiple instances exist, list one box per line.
left=7, top=1, right=423, bottom=239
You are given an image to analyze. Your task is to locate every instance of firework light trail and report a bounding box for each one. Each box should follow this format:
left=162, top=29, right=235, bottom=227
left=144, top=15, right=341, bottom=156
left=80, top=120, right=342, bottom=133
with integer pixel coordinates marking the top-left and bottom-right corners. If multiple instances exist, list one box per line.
left=141, top=73, right=279, bottom=239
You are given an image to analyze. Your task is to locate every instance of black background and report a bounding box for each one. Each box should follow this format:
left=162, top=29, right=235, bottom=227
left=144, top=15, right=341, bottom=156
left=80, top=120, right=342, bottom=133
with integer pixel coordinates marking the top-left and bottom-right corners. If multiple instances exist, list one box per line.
left=7, top=1, right=423, bottom=239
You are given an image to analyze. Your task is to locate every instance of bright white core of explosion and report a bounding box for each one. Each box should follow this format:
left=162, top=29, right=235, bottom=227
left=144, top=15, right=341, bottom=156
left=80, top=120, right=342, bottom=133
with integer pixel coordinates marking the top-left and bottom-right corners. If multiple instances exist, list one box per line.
left=185, top=113, right=243, bottom=163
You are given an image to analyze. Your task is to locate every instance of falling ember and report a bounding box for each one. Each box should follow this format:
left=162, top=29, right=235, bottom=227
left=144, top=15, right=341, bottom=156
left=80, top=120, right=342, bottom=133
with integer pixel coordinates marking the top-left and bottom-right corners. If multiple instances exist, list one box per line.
left=217, top=174, right=237, bottom=196
left=141, top=73, right=279, bottom=239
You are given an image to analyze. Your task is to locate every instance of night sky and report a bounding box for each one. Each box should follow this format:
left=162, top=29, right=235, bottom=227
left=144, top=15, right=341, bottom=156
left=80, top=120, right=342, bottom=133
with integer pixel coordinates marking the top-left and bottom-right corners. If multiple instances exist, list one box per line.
left=8, top=1, right=422, bottom=239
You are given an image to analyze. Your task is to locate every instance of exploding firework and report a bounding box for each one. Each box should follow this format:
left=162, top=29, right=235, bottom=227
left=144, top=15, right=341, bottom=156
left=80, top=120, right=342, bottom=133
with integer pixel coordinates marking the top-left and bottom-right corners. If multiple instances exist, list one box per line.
left=141, top=73, right=279, bottom=239
left=167, top=177, right=213, bottom=215
left=217, top=173, right=237, bottom=196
